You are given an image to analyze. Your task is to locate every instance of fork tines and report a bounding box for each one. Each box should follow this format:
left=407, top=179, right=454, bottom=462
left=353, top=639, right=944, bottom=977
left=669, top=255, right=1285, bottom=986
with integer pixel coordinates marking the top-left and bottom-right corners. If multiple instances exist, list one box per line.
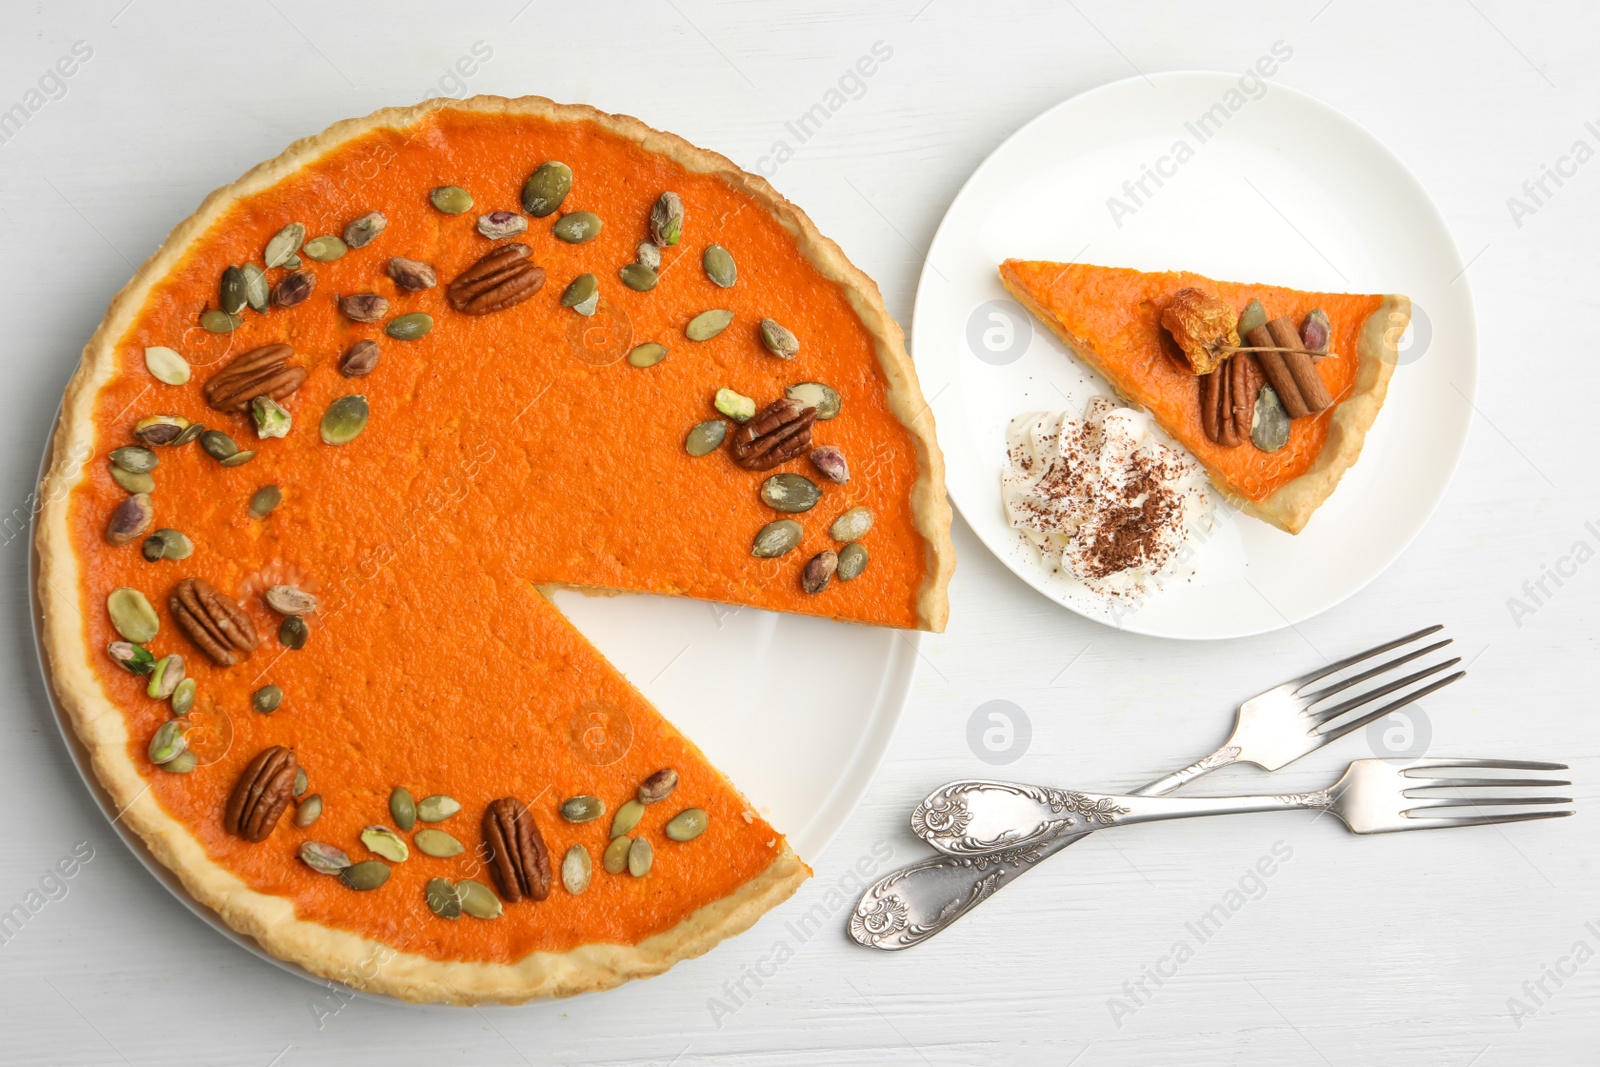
left=1293, top=624, right=1465, bottom=742
left=1396, top=758, right=1575, bottom=828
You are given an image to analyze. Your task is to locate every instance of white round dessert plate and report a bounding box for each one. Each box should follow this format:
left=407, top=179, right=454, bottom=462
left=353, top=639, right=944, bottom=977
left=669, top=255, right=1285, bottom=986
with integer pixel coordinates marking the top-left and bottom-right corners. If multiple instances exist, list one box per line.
left=30, top=409, right=918, bottom=999
left=912, top=71, right=1477, bottom=639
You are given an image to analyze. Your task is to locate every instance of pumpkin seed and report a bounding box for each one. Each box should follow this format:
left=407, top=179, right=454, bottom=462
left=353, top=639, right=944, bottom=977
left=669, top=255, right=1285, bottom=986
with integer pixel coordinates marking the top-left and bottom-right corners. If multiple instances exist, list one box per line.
left=561, top=273, right=598, bottom=311
left=111, top=466, right=154, bottom=495
left=456, top=879, right=502, bottom=919
left=264, top=222, right=306, bottom=268
left=172, top=422, right=205, bottom=447
left=521, top=161, right=572, bottom=217
left=837, top=541, right=869, bottom=580
left=713, top=387, right=754, bottom=422
left=786, top=381, right=841, bottom=420
left=386, top=257, right=436, bottom=293
left=200, top=309, right=242, bottom=334
left=562, top=845, right=592, bottom=895
left=386, top=312, right=433, bottom=340
left=619, top=263, right=658, bottom=292
left=759, top=318, right=799, bottom=360
left=241, top=263, right=269, bottom=312
left=1238, top=298, right=1268, bottom=340
left=809, top=446, right=850, bottom=485
left=604, top=799, right=641, bottom=838
left=251, top=396, right=292, bottom=439
left=343, top=210, right=386, bottom=249
left=146, top=654, right=184, bottom=700
left=265, top=585, right=318, bottom=615
left=143, top=346, right=190, bottom=385
left=340, top=860, right=391, bottom=891
left=603, top=835, right=633, bottom=875
left=200, top=429, right=239, bottom=462
left=252, top=685, right=283, bottom=714
left=302, top=235, right=348, bottom=262
left=636, top=241, right=661, bottom=272
left=249, top=485, right=282, bottom=518
left=300, top=841, right=351, bottom=875
left=157, top=528, right=193, bottom=559
left=638, top=768, right=679, bottom=805
left=1252, top=384, right=1291, bottom=453
left=219, top=449, right=257, bottom=467
left=107, top=587, right=159, bottom=643
left=148, top=719, right=186, bottom=765
left=802, top=549, right=838, bottom=594
left=279, top=615, right=309, bottom=650
left=220, top=265, right=248, bottom=314
left=430, top=185, right=473, bottom=214
left=830, top=506, right=874, bottom=541
left=293, top=767, right=308, bottom=797
left=163, top=749, right=198, bottom=774
left=283, top=255, right=301, bottom=269
left=170, top=677, right=196, bottom=715
left=360, top=826, right=409, bottom=862
left=416, top=794, right=460, bottom=823
left=389, top=787, right=416, bottom=831
left=134, top=415, right=189, bottom=447
left=106, top=492, right=153, bottom=545
left=320, top=394, right=369, bottom=445
left=561, top=795, right=606, bottom=823
left=685, top=419, right=727, bottom=457
left=414, top=829, right=464, bottom=858
left=650, top=192, right=684, bottom=246
left=687, top=309, right=734, bottom=342
left=477, top=211, right=528, bottom=240
left=702, top=244, right=737, bottom=288
left=111, top=445, right=158, bottom=474
left=752, top=519, right=803, bottom=558
left=628, top=836, right=653, bottom=877
left=761, top=473, right=821, bottom=513
left=294, top=794, right=323, bottom=828
left=665, top=808, right=709, bottom=842
left=627, top=342, right=669, bottom=368
left=553, top=212, right=602, bottom=243
left=425, top=877, right=461, bottom=919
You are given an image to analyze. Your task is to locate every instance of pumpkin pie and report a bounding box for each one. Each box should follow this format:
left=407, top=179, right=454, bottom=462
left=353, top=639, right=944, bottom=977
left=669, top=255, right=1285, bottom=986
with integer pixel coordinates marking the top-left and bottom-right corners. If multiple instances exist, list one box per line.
left=999, top=259, right=1409, bottom=533
left=35, top=96, right=954, bottom=1004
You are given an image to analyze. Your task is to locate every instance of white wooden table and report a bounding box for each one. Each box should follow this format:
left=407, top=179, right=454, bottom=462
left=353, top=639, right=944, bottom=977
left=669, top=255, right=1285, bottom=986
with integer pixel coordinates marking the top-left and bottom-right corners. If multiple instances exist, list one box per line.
left=4, top=2, right=1596, bottom=1063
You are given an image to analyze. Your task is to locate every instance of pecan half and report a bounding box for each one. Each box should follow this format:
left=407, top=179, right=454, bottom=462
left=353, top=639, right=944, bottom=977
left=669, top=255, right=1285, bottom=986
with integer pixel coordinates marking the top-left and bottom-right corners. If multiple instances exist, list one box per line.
left=730, top=399, right=817, bottom=471
left=482, top=797, right=551, bottom=903
left=1200, top=354, right=1262, bottom=448
left=447, top=244, right=545, bottom=315
left=171, top=577, right=260, bottom=665
left=224, top=745, right=297, bottom=842
left=203, top=344, right=307, bottom=413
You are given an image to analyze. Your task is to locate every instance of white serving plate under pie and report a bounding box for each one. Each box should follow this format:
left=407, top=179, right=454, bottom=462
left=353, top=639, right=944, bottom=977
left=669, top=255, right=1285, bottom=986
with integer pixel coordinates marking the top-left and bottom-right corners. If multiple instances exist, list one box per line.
left=911, top=71, right=1478, bottom=639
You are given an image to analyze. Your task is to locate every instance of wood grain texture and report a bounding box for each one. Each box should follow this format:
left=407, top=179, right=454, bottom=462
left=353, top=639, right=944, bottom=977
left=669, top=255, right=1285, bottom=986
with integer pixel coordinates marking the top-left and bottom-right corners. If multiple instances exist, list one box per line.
left=2, top=0, right=1597, bottom=1063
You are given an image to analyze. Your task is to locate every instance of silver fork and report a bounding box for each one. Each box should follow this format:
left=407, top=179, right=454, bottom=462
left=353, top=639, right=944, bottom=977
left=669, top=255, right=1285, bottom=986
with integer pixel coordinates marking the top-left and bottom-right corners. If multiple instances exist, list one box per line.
left=910, top=758, right=1572, bottom=852
left=848, top=624, right=1464, bottom=950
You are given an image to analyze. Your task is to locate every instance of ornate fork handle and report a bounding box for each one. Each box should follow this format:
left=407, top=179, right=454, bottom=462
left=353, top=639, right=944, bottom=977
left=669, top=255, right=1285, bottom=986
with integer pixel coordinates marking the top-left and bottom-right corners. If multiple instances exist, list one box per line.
left=851, top=745, right=1245, bottom=951
left=913, top=779, right=1334, bottom=854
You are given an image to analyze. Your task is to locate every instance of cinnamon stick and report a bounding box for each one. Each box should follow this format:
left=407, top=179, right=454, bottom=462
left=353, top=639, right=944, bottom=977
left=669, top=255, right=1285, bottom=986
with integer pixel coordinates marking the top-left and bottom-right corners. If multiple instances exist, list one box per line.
left=1245, top=323, right=1310, bottom=418
left=1267, top=316, right=1332, bottom=412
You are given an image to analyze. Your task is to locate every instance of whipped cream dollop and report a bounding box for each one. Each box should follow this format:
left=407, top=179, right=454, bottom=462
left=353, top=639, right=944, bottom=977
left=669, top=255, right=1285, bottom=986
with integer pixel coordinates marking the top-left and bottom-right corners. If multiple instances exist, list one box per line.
left=1001, top=399, right=1214, bottom=600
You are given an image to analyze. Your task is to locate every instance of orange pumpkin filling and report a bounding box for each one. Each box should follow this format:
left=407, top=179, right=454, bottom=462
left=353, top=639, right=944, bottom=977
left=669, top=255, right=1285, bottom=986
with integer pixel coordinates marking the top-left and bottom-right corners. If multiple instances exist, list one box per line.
left=63, top=109, right=945, bottom=962
left=1000, top=259, right=1386, bottom=504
